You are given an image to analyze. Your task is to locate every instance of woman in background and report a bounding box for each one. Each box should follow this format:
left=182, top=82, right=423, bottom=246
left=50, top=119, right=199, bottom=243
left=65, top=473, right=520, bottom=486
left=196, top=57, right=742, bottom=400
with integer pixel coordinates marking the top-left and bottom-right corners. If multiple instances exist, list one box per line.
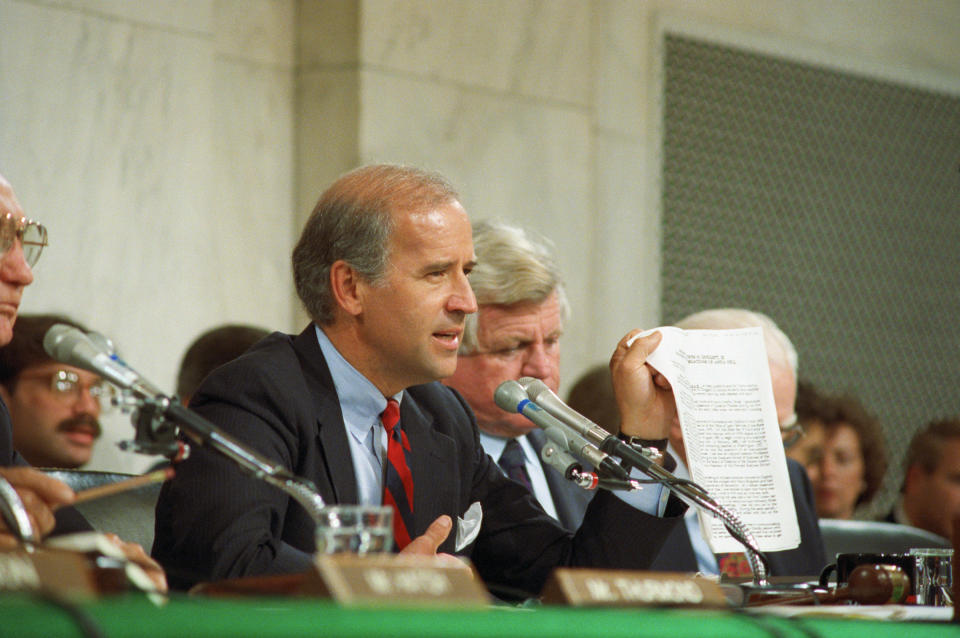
left=789, top=381, right=887, bottom=519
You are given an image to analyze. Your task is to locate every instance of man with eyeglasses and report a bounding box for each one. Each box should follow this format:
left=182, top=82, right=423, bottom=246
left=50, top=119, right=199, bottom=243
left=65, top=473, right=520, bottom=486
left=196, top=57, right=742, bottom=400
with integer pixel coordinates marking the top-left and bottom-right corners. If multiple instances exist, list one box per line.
left=0, top=314, right=109, bottom=469
left=0, top=172, right=76, bottom=546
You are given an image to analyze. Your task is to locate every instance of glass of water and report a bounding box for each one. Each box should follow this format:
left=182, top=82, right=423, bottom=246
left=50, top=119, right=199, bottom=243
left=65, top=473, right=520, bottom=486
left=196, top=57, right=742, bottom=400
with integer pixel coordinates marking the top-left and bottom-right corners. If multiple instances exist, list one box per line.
left=909, top=547, right=954, bottom=606
left=315, top=505, right=394, bottom=555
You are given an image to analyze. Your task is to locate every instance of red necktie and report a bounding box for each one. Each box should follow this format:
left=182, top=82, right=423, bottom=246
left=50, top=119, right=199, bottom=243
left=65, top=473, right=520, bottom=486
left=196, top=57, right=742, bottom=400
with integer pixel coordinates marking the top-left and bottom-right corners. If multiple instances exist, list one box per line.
left=381, top=399, right=414, bottom=549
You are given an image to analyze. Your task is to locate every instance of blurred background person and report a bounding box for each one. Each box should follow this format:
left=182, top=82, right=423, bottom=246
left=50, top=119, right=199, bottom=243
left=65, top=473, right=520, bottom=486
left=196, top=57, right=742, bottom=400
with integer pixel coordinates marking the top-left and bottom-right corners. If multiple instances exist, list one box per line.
left=0, top=314, right=109, bottom=469
left=885, top=418, right=960, bottom=542
left=176, top=324, right=269, bottom=406
left=791, top=381, right=887, bottom=520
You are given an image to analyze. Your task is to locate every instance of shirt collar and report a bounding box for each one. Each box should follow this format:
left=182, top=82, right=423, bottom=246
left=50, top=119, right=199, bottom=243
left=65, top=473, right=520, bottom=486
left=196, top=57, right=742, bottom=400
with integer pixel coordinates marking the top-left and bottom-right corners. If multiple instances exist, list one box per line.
left=314, top=325, right=402, bottom=442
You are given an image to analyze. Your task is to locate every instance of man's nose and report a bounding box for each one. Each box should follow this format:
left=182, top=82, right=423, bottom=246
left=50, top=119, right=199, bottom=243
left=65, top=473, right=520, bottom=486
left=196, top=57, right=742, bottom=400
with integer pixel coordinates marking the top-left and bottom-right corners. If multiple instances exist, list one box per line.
left=447, top=271, right=478, bottom=315
left=72, top=387, right=102, bottom=416
left=521, top=344, right=555, bottom=380
left=0, top=240, right=34, bottom=286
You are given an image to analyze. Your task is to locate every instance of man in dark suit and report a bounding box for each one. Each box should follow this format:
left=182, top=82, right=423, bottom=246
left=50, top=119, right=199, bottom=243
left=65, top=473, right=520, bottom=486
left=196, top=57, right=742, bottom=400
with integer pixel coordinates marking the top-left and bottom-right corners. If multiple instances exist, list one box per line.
left=152, top=165, right=683, bottom=594
left=441, top=221, right=591, bottom=531
left=649, top=309, right=826, bottom=578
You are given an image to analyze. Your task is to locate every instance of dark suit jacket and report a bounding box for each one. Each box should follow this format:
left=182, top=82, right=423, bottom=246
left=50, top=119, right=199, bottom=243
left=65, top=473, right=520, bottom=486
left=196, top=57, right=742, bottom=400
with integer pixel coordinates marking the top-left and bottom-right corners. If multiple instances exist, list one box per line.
left=527, top=429, right=594, bottom=532
left=0, top=400, right=91, bottom=536
left=152, top=326, right=683, bottom=592
left=649, top=457, right=827, bottom=577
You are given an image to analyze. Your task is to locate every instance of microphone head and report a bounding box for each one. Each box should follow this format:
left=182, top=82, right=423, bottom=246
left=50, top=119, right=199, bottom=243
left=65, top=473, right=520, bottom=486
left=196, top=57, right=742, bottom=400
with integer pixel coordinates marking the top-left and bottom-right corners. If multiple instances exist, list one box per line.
left=520, top=377, right=552, bottom=402
left=43, top=323, right=91, bottom=363
left=494, top=380, right=529, bottom=414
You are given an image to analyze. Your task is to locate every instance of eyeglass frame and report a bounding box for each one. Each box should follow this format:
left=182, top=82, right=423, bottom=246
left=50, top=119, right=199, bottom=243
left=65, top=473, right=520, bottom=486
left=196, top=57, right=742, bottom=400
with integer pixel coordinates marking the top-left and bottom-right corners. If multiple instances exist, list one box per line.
left=14, top=368, right=117, bottom=409
left=0, top=212, right=48, bottom=268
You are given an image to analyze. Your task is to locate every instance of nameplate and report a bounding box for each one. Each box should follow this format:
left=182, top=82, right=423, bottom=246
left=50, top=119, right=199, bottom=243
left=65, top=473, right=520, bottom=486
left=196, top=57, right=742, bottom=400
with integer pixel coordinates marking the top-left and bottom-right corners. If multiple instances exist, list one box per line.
left=542, top=568, right=727, bottom=607
left=311, top=554, right=489, bottom=607
left=0, top=548, right=109, bottom=598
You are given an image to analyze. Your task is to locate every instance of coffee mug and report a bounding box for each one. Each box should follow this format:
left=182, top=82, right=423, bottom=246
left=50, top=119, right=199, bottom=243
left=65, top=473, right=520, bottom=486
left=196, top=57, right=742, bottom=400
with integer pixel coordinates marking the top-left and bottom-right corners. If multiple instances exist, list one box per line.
left=819, top=552, right=915, bottom=589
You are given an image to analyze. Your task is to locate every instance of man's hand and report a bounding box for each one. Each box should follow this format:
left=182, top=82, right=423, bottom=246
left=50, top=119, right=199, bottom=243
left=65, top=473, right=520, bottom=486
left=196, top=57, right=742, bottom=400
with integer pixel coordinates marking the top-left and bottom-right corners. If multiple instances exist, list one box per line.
left=610, top=329, right=676, bottom=440
left=0, top=467, right=75, bottom=549
left=103, top=533, right=168, bottom=593
left=398, top=515, right=462, bottom=565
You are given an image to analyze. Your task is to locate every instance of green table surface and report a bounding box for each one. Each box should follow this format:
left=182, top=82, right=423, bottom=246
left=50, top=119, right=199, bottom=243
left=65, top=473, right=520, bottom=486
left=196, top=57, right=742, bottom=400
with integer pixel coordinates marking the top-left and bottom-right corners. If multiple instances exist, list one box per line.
left=2, top=594, right=959, bottom=638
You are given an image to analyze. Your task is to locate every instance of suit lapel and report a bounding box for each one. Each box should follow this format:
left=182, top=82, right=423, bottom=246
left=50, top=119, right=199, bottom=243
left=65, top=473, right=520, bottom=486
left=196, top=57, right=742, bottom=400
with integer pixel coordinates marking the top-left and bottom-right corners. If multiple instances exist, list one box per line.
left=399, top=393, right=457, bottom=545
left=292, top=325, right=359, bottom=505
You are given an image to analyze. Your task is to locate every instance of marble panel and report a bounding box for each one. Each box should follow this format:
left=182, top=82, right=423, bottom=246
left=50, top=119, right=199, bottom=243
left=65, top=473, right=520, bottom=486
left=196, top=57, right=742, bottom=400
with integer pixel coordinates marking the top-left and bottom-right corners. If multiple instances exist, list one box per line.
left=32, top=0, right=214, bottom=34
left=297, top=0, right=360, bottom=68
left=591, top=0, right=651, bottom=137
left=296, top=69, right=361, bottom=224
left=1, top=2, right=221, bottom=472
left=357, top=69, right=593, bottom=388
left=360, top=0, right=590, bottom=105
left=210, top=59, right=297, bottom=330
left=215, top=0, right=296, bottom=66
left=589, top=130, right=660, bottom=363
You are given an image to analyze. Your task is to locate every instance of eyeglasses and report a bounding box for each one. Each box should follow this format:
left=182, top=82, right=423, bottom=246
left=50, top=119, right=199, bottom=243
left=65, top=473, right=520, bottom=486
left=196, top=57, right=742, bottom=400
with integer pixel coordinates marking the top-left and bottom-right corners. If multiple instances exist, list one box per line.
left=0, top=213, right=48, bottom=268
left=20, top=369, right=117, bottom=409
left=780, top=413, right=805, bottom=449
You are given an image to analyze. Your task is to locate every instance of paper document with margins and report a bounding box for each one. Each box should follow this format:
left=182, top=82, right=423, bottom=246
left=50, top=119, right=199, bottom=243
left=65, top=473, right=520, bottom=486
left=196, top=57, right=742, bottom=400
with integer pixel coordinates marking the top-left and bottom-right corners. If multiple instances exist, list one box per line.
left=638, top=326, right=800, bottom=553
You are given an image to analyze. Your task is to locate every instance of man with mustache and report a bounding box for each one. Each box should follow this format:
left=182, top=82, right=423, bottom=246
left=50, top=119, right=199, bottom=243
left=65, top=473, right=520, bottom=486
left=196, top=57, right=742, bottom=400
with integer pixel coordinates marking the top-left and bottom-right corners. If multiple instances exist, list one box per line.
left=0, top=314, right=106, bottom=469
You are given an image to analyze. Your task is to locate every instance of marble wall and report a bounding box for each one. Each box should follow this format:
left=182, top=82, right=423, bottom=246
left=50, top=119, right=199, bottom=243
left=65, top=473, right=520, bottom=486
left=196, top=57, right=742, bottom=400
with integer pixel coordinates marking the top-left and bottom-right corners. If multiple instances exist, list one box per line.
left=0, top=0, right=297, bottom=472
left=2, top=0, right=959, bottom=472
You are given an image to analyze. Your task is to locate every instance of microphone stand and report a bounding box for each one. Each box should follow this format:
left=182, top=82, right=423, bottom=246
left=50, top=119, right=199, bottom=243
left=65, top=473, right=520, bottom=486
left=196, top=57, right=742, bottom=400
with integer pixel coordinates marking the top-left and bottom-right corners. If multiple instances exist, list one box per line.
left=118, top=392, right=327, bottom=525
left=601, top=436, right=769, bottom=586
left=44, top=325, right=327, bottom=524
left=514, top=379, right=769, bottom=586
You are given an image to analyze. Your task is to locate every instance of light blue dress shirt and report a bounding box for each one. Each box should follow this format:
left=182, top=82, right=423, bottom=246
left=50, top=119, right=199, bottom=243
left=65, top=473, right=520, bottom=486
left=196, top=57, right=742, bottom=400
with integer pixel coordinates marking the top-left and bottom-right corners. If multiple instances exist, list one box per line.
left=315, top=325, right=401, bottom=506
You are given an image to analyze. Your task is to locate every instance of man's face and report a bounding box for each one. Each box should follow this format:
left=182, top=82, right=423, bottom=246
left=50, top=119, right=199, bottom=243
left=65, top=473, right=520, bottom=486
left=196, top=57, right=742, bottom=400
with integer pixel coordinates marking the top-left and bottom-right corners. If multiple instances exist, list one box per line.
left=0, top=175, right=34, bottom=346
left=353, top=201, right=477, bottom=395
left=0, top=363, right=103, bottom=468
left=443, top=294, right=562, bottom=438
left=905, top=438, right=960, bottom=541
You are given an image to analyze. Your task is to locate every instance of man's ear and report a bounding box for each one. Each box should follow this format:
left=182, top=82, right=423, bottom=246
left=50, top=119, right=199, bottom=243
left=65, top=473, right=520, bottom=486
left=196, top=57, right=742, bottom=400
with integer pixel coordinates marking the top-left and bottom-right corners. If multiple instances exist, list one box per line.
left=329, top=260, right=365, bottom=317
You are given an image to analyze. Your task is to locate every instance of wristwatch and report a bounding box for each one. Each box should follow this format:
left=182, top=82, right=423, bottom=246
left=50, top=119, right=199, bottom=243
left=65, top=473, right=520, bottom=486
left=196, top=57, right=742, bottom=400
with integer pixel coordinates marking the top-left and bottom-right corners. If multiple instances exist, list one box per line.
left=617, top=434, right=675, bottom=471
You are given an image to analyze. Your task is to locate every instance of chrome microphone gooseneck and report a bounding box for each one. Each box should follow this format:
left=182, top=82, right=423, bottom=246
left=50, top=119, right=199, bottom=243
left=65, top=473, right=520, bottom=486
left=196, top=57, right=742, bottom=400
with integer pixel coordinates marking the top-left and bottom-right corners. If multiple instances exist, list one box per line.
left=501, top=378, right=769, bottom=586
left=42, top=324, right=326, bottom=523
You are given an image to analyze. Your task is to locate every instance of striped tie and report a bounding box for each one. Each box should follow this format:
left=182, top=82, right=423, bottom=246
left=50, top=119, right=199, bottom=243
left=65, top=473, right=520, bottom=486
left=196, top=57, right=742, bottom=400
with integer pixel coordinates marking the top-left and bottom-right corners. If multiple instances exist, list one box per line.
left=381, top=399, right=414, bottom=549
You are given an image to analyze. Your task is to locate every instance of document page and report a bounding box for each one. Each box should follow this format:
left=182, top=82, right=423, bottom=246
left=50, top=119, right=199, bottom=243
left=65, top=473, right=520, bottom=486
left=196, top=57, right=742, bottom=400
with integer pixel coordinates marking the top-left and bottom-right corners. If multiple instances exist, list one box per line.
left=638, top=326, right=800, bottom=553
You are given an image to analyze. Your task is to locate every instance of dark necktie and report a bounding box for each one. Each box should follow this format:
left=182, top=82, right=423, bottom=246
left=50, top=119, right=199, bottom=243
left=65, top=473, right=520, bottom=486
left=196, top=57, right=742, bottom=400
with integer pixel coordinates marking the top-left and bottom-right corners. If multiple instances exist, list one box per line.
left=498, top=438, right=533, bottom=493
left=381, top=399, right=414, bottom=549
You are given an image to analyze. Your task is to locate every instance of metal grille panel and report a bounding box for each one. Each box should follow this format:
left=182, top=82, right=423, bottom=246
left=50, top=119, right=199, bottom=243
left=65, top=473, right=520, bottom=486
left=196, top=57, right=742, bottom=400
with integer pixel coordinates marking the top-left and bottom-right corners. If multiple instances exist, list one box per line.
left=661, top=34, right=960, bottom=518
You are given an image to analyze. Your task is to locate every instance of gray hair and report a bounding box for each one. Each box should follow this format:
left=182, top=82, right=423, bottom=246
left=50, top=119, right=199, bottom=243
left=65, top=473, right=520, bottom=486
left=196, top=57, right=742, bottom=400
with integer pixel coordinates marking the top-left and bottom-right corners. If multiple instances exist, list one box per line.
left=460, top=220, right=569, bottom=353
left=674, top=308, right=798, bottom=377
left=293, top=164, right=459, bottom=325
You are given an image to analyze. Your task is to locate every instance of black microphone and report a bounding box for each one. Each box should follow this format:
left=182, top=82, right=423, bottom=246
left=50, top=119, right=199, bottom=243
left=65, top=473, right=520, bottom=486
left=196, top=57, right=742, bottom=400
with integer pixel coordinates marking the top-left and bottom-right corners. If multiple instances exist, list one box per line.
left=494, top=380, right=629, bottom=482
